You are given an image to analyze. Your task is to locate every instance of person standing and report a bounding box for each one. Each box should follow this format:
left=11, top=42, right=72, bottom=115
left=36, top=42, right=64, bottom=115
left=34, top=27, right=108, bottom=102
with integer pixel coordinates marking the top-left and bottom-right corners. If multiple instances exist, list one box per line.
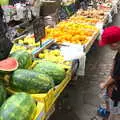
left=99, top=26, right=120, bottom=120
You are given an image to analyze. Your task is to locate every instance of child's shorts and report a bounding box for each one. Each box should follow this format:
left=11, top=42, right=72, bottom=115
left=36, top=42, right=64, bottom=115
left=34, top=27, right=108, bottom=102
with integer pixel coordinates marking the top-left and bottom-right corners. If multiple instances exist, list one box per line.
left=108, top=99, right=120, bottom=120
left=109, top=99, right=120, bottom=114
left=102, top=90, right=120, bottom=114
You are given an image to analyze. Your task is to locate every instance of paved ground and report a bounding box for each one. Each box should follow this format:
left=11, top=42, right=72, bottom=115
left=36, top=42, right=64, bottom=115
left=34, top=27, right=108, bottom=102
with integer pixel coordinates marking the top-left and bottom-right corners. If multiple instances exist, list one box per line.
left=49, top=14, right=120, bottom=120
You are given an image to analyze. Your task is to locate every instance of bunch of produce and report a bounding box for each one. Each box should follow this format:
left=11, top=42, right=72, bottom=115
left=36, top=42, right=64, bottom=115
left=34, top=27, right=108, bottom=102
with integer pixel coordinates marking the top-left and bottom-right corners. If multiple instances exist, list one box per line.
left=11, top=44, right=35, bottom=53
left=38, top=49, right=70, bottom=65
left=0, top=50, right=66, bottom=95
left=68, top=16, right=99, bottom=24
left=45, top=22, right=98, bottom=44
left=11, top=44, right=27, bottom=52
left=15, top=36, right=40, bottom=47
left=76, top=9, right=105, bottom=20
left=0, top=57, right=38, bottom=119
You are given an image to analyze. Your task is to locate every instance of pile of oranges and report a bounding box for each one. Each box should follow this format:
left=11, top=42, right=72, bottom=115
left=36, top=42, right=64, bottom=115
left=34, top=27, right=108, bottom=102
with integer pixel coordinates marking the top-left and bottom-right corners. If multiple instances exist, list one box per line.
left=44, top=21, right=98, bottom=45
left=68, top=16, right=99, bottom=24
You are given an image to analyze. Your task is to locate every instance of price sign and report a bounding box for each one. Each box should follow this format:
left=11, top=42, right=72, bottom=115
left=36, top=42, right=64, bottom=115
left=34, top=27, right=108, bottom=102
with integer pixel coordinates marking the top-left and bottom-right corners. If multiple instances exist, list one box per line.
left=58, top=7, right=68, bottom=20
left=33, top=17, right=45, bottom=44
left=0, top=34, right=13, bottom=60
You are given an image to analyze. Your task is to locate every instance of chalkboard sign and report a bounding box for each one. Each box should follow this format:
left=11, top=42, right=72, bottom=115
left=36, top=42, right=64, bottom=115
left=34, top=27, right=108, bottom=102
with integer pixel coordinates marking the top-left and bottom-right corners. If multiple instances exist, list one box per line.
left=33, top=17, right=45, bottom=44
left=0, top=34, right=13, bottom=60
left=58, top=7, right=68, bottom=20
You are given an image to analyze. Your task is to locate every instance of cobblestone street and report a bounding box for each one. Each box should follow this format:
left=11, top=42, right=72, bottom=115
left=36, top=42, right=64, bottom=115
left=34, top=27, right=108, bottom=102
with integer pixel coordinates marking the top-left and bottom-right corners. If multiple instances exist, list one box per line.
left=49, top=14, right=120, bottom=120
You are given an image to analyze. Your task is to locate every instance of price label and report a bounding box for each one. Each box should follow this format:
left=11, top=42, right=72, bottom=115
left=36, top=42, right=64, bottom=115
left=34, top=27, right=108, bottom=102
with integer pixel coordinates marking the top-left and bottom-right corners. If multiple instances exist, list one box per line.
left=33, top=17, right=45, bottom=43
left=0, top=34, right=13, bottom=60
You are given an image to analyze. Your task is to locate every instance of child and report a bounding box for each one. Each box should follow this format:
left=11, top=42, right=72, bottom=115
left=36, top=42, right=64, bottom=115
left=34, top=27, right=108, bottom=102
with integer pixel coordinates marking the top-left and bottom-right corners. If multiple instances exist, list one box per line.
left=99, top=26, right=120, bottom=120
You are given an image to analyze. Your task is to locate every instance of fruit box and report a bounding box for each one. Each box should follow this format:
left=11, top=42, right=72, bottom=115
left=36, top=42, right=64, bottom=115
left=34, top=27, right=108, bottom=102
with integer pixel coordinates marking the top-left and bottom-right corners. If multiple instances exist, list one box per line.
left=31, top=88, right=54, bottom=113
left=34, top=102, right=45, bottom=120
left=6, top=69, right=72, bottom=113
left=32, top=69, right=72, bottom=113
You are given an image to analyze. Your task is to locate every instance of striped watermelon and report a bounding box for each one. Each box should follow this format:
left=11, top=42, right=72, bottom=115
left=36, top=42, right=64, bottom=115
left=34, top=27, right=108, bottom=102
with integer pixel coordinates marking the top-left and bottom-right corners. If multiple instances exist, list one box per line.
left=10, top=69, right=54, bottom=94
left=10, top=50, right=32, bottom=69
left=33, top=61, right=66, bottom=85
left=0, top=93, right=36, bottom=120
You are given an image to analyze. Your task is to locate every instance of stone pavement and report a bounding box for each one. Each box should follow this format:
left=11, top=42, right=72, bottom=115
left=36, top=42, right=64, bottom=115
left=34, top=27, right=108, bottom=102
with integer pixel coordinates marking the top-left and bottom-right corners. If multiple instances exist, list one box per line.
left=49, top=14, right=120, bottom=120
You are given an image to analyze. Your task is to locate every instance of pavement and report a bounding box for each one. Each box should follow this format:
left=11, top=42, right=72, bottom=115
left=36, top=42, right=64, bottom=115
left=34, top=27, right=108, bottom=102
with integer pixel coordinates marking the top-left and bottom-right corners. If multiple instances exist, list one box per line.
left=49, top=14, right=120, bottom=120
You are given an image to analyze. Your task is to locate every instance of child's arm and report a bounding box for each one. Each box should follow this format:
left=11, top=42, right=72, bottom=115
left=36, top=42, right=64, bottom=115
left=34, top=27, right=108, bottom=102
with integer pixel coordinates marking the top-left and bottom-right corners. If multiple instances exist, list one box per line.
left=100, top=76, right=114, bottom=89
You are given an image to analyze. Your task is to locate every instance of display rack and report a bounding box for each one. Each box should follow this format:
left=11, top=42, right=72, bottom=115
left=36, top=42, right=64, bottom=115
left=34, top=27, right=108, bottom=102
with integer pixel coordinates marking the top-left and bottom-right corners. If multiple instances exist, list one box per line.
left=0, top=0, right=119, bottom=120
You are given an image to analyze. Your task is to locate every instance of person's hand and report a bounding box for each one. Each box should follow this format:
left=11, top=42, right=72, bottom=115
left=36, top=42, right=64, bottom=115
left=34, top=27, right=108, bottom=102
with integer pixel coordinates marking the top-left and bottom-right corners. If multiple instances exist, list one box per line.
left=100, top=82, right=106, bottom=89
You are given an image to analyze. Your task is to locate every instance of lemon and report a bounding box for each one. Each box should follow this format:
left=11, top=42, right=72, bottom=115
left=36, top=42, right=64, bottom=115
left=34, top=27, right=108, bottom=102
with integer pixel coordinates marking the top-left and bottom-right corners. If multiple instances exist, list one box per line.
left=39, top=54, right=45, bottom=59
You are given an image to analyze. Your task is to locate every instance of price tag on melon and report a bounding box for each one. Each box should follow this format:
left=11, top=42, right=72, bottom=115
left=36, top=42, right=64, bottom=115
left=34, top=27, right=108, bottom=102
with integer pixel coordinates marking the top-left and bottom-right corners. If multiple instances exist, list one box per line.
left=33, top=17, right=45, bottom=45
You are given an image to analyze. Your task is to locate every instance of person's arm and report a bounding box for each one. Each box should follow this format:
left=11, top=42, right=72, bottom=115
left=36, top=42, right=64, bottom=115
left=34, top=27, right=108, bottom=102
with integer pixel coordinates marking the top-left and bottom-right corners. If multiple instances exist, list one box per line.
left=100, top=76, right=114, bottom=89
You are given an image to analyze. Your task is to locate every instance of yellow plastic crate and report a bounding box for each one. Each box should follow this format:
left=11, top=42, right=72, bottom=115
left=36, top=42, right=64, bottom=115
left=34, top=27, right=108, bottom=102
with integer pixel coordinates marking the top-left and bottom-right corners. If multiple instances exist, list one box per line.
left=6, top=87, right=54, bottom=113
left=34, top=102, right=45, bottom=120
left=43, top=69, right=72, bottom=113
left=6, top=69, right=72, bottom=113
left=32, top=69, right=72, bottom=113
left=53, top=70, right=72, bottom=101
left=31, top=88, right=54, bottom=113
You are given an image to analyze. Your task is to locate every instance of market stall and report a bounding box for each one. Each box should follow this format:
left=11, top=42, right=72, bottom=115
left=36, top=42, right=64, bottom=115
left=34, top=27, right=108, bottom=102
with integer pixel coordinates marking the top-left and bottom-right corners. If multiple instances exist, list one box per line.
left=0, top=0, right=119, bottom=119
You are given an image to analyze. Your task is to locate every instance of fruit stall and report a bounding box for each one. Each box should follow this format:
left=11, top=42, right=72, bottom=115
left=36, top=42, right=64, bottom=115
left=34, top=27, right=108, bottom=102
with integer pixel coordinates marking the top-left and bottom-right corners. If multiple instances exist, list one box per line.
left=0, top=0, right=119, bottom=120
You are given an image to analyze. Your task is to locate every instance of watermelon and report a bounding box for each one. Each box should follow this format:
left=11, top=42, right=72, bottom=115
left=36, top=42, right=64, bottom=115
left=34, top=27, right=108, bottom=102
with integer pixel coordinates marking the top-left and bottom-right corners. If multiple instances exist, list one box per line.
left=33, top=61, right=66, bottom=85
left=10, top=69, right=54, bottom=94
left=0, top=92, right=36, bottom=120
left=0, top=58, right=18, bottom=72
left=10, top=50, right=32, bottom=69
left=0, top=81, right=7, bottom=106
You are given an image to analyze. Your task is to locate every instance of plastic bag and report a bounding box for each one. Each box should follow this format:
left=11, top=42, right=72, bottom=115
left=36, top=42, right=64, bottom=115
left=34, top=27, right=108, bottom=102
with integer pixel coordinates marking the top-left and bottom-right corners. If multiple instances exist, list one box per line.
left=60, top=43, right=84, bottom=61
